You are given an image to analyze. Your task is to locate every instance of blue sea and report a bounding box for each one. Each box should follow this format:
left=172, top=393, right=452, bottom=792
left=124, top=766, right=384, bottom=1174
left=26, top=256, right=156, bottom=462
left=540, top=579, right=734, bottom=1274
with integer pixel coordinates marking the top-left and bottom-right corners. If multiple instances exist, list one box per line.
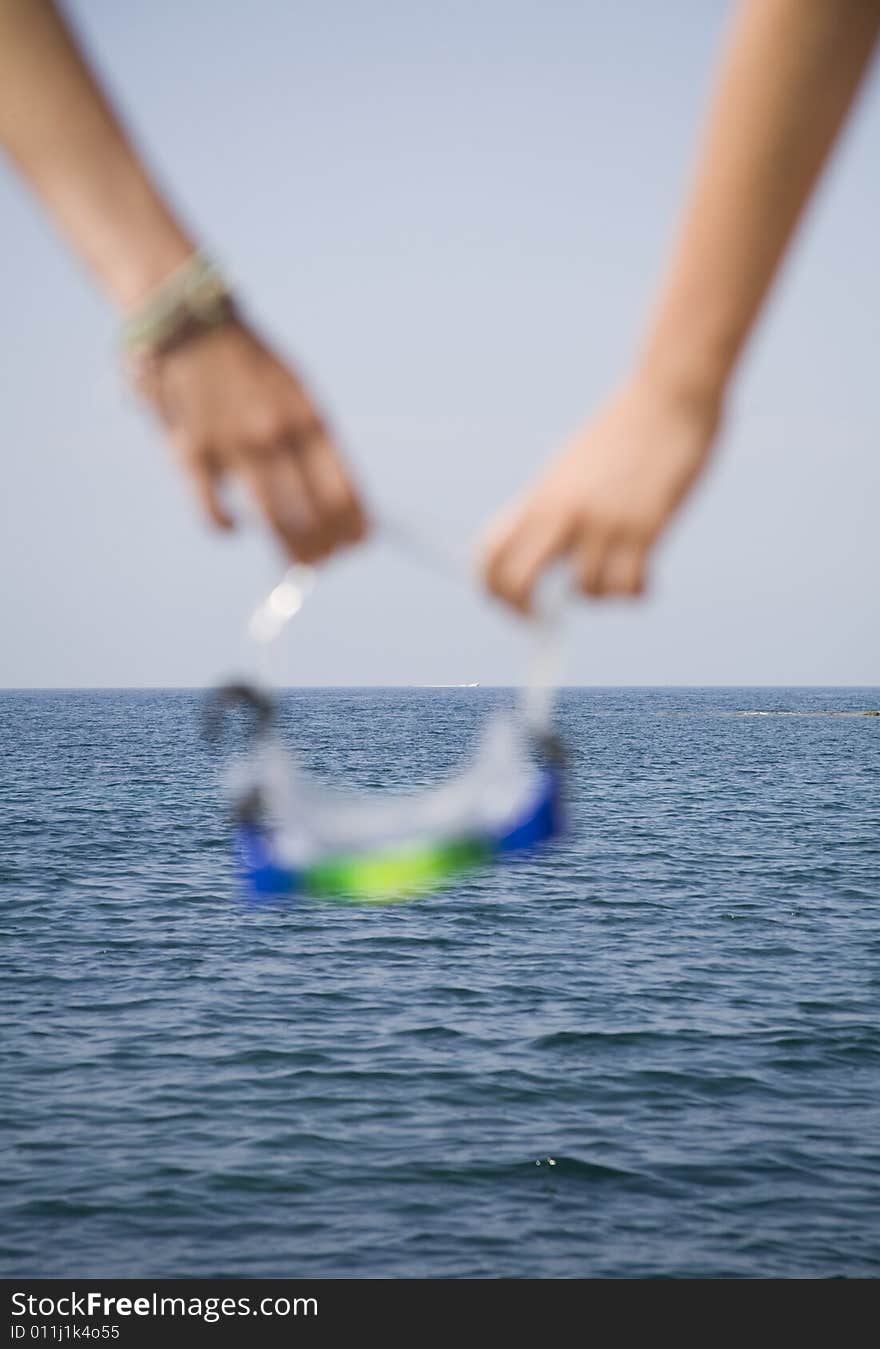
left=1, top=686, right=879, bottom=1279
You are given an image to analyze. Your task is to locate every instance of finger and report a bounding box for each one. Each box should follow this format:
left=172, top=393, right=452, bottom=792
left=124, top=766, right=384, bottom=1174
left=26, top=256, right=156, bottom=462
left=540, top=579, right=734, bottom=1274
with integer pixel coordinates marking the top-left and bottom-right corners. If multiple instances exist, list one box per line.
left=189, top=455, right=234, bottom=531
left=597, top=540, right=648, bottom=597
left=480, top=505, right=530, bottom=599
left=271, top=452, right=330, bottom=562
left=241, top=451, right=324, bottom=562
left=574, top=526, right=614, bottom=597
left=295, top=431, right=367, bottom=548
left=482, top=511, right=573, bottom=614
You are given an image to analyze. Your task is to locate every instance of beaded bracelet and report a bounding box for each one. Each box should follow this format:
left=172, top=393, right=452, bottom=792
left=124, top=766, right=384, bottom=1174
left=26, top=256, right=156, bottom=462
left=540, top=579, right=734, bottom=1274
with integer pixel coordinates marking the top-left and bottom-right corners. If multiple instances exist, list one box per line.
left=120, top=253, right=238, bottom=370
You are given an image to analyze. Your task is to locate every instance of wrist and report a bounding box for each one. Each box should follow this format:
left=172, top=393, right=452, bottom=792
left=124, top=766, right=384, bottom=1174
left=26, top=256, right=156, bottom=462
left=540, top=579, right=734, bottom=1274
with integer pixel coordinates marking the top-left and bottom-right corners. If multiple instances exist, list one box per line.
left=120, top=252, right=239, bottom=385
left=110, top=234, right=199, bottom=311
left=634, top=297, right=742, bottom=416
left=633, top=339, right=731, bottom=421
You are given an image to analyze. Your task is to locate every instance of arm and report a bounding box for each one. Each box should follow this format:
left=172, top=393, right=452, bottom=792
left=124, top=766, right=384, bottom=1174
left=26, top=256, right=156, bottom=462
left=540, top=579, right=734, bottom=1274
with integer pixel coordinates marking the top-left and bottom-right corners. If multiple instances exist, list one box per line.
left=0, top=0, right=365, bottom=560
left=481, top=0, right=880, bottom=610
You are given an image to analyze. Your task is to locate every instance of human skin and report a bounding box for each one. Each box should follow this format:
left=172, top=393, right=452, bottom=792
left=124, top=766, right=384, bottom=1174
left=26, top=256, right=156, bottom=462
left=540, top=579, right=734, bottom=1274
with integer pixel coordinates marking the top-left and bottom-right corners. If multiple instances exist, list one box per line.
left=0, top=0, right=366, bottom=563
left=481, top=0, right=880, bottom=611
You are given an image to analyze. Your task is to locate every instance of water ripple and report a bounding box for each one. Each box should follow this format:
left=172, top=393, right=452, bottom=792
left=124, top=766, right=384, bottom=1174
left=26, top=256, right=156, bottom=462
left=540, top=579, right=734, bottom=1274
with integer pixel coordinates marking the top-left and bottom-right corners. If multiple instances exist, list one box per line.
left=1, top=686, right=879, bottom=1277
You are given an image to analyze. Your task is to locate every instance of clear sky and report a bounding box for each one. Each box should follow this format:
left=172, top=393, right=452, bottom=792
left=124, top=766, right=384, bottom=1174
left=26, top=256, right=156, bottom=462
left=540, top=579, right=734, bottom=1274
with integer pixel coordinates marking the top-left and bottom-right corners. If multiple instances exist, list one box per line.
left=1, top=0, right=877, bottom=687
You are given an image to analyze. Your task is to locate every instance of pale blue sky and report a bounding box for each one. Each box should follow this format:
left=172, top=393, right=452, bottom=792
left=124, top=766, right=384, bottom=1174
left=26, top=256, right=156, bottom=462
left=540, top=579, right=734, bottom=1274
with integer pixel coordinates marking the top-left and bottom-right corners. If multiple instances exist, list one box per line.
left=1, top=0, right=877, bottom=686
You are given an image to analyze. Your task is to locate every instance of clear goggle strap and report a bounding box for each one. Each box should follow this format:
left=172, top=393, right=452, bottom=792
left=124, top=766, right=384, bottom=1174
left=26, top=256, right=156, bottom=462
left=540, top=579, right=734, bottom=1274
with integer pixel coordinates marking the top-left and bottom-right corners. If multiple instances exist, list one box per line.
left=242, top=515, right=565, bottom=720
left=247, top=564, right=317, bottom=687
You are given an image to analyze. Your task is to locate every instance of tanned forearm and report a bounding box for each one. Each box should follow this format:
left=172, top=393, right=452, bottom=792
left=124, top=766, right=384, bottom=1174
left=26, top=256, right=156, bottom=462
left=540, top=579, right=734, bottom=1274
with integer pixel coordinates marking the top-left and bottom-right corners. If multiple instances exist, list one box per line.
left=0, top=0, right=193, bottom=308
left=639, top=0, right=880, bottom=404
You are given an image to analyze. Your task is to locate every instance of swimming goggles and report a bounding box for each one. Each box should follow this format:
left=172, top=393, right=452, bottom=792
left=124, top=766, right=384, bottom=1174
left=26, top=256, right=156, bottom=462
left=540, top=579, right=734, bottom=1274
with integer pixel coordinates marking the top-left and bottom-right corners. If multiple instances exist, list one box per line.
left=206, top=525, right=565, bottom=903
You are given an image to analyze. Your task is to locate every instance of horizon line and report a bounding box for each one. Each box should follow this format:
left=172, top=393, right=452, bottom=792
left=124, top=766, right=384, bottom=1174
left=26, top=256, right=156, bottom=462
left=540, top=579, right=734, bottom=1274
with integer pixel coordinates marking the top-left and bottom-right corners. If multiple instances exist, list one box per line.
left=1, top=682, right=878, bottom=693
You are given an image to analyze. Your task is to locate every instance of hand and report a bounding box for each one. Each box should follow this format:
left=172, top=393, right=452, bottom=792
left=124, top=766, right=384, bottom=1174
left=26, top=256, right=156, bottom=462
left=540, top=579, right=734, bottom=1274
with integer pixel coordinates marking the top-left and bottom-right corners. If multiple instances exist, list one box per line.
left=480, top=373, right=723, bottom=612
left=139, top=320, right=367, bottom=563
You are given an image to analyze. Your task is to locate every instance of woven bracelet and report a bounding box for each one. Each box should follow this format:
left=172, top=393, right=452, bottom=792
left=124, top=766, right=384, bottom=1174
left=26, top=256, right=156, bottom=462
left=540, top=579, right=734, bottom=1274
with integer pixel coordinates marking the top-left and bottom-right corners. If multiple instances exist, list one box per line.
left=120, top=253, right=238, bottom=367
